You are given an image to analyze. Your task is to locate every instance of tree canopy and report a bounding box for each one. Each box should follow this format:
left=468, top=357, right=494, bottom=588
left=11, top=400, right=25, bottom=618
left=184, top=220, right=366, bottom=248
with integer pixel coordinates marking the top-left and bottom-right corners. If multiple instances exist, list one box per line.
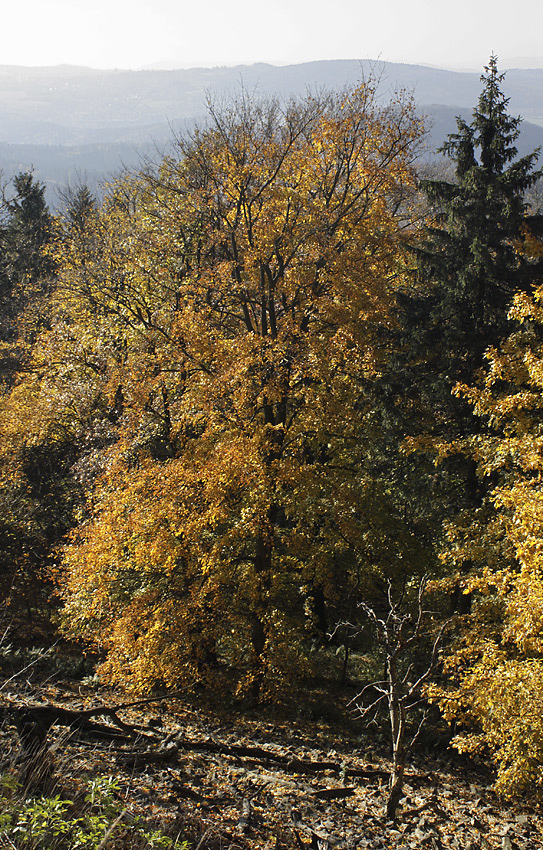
left=3, top=83, right=423, bottom=697
left=3, top=59, right=543, bottom=798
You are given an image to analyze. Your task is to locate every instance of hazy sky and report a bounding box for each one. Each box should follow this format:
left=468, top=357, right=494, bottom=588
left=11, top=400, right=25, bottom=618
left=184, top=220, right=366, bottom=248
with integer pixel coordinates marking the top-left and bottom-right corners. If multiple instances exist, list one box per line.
left=4, top=0, right=543, bottom=70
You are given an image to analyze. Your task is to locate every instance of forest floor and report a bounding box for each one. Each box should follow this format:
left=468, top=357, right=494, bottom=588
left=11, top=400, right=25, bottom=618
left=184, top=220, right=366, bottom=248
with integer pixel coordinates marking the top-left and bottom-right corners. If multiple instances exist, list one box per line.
left=1, top=675, right=542, bottom=850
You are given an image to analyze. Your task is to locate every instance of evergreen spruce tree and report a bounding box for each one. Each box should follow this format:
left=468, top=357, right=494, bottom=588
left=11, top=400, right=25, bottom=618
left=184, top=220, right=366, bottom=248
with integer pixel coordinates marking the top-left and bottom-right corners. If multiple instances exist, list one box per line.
left=59, top=182, right=97, bottom=233
left=410, top=55, right=543, bottom=398
left=373, top=58, right=543, bottom=613
left=2, top=171, right=53, bottom=294
left=0, top=172, right=54, bottom=385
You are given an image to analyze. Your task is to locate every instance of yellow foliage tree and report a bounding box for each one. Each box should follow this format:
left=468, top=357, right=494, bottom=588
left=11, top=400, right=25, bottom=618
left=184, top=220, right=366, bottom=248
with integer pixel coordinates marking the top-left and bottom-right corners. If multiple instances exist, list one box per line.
left=428, top=276, right=543, bottom=793
left=24, top=84, right=423, bottom=696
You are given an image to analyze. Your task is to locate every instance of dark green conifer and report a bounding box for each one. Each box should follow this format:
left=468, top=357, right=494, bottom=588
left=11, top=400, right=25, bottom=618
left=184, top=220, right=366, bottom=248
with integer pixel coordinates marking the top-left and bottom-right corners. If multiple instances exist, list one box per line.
left=2, top=171, right=53, bottom=292
left=410, top=55, right=543, bottom=392
left=373, top=59, right=543, bottom=605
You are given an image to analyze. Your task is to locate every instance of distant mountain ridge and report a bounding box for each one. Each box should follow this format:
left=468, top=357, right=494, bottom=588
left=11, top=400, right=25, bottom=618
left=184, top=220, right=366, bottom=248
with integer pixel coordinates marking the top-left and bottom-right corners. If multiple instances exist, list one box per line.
left=1, top=59, right=542, bottom=203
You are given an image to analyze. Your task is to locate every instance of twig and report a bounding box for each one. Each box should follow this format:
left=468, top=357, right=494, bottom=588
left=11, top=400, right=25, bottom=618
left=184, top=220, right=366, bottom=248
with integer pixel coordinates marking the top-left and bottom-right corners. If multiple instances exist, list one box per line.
left=96, top=807, right=129, bottom=850
left=0, top=643, right=60, bottom=693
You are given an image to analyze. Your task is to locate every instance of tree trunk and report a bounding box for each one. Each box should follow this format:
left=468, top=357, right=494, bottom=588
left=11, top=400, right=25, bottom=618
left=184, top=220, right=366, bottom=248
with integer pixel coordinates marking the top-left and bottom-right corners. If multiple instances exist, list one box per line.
left=386, top=761, right=405, bottom=821
left=249, top=514, right=275, bottom=702
left=385, top=657, right=406, bottom=820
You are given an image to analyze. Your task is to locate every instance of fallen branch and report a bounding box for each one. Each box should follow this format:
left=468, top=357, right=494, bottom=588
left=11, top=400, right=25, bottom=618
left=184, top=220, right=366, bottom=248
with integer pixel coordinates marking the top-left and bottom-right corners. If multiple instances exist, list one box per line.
left=119, top=732, right=393, bottom=781
left=313, top=788, right=356, bottom=800
left=2, top=700, right=152, bottom=749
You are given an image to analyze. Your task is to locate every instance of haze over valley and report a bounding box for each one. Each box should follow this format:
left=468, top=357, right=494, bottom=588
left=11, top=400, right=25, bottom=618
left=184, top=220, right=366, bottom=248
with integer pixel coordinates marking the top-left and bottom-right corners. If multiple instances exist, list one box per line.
left=2, top=58, right=543, bottom=203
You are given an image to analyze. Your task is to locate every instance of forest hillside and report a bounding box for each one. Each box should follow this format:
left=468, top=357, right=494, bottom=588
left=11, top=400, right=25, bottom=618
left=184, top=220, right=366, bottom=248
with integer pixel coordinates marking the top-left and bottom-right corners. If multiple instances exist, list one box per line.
left=1, top=57, right=543, bottom=848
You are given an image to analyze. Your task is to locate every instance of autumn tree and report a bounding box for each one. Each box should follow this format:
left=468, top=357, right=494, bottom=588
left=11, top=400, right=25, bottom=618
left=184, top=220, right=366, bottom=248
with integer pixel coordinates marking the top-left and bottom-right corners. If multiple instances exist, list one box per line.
left=32, top=83, right=425, bottom=696
left=0, top=172, right=64, bottom=629
left=0, top=180, right=108, bottom=632
left=426, top=274, right=543, bottom=794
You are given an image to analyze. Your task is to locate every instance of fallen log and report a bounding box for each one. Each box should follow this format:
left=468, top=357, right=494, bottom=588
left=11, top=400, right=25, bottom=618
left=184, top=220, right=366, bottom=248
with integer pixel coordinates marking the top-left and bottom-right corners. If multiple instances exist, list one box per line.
left=10, top=703, right=140, bottom=742
left=118, top=732, right=392, bottom=782
left=2, top=698, right=154, bottom=792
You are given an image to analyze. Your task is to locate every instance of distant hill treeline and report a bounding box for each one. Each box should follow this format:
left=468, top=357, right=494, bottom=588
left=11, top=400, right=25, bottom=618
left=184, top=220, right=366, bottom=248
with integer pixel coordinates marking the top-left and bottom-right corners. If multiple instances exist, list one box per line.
left=2, top=59, right=543, bottom=203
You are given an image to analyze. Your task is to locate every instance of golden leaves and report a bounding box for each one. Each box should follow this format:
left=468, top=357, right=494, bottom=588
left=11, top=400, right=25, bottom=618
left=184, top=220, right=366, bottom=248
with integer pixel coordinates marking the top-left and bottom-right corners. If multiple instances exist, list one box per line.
left=25, top=83, right=426, bottom=694
left=433, top=267, right=543, bottom=793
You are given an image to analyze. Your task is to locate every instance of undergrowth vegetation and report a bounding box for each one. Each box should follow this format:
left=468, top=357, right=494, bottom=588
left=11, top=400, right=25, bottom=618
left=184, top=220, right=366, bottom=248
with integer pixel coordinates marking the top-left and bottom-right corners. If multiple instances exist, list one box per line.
left=0, top=772, right=184, bottom=850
